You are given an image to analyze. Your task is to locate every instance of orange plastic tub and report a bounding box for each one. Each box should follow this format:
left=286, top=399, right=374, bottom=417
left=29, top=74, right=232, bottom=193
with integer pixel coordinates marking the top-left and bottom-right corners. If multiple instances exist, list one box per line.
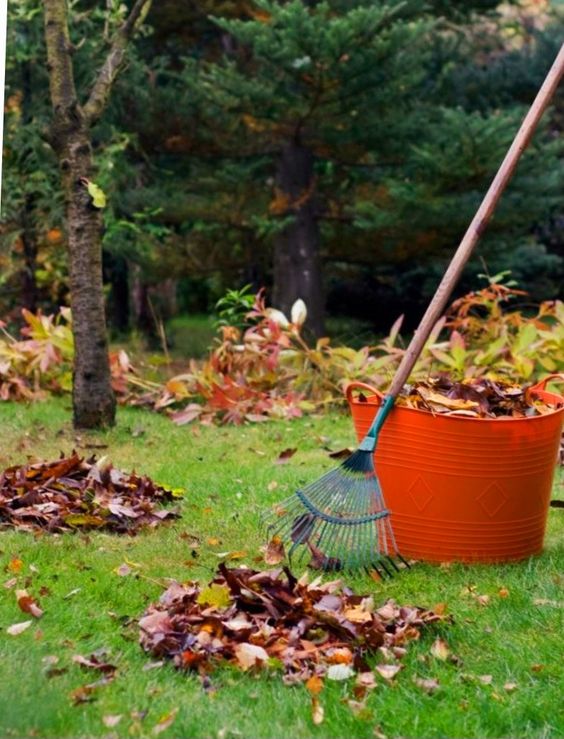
left=346, top=375, right=564, bottom=563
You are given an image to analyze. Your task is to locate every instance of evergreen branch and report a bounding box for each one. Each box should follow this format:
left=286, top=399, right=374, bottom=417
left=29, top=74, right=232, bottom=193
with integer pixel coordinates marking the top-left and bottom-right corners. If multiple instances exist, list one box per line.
left=83, top=0, right=152, bottom=125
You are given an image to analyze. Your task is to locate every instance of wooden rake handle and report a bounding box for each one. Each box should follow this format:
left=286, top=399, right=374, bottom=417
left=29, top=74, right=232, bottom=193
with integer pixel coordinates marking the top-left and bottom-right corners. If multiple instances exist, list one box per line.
left=388, top=42, right=564, bottom=399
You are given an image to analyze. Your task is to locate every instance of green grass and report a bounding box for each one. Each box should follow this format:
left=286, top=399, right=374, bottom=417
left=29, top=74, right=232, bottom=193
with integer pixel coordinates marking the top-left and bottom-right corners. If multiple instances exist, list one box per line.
left=0, top=399, right=562, bottom=739
left=166, top=314, right=217, bottom=359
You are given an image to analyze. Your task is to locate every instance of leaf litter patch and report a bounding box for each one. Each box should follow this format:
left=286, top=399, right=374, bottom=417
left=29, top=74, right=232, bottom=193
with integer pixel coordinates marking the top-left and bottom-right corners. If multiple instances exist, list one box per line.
left=139, top=564, right=448, bottom=690
left=0, top=453, right=182, bottom=533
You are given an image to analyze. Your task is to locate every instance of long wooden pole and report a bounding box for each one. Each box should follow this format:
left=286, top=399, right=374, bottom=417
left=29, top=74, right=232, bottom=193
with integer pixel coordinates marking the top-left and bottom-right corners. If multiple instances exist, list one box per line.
left=388, top=42, right=564, bottom=399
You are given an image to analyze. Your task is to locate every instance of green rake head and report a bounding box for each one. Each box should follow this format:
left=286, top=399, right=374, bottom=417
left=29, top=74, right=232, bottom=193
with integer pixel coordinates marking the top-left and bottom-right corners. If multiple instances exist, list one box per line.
left=263, top=445, right=409, bottom=578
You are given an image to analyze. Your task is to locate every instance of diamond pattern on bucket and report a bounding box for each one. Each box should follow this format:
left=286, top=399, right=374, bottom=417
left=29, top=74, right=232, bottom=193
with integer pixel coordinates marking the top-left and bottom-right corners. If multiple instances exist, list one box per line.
left=407, top=476, right=434, bottom=512
left=476, top=482, right=508, bottom=518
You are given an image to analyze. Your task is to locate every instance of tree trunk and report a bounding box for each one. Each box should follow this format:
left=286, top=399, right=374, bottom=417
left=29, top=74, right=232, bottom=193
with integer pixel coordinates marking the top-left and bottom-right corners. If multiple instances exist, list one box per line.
left=272, top=140, right=325, bottom=337
left=20, top=58, right=38, bottom=312
left=59, top=126, right=116, bottom=427
left=103, top=252, right=130, bottom=333
left=44, top=0, right=115, bottom=428
left=20, top=195, right=39, bottom=313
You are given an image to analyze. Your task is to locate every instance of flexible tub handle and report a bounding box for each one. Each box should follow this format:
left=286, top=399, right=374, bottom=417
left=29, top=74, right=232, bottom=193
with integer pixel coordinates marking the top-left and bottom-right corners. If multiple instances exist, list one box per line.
left=527, top=373, right=564, bottom=397
left=345, top=381, right=384, bottom=405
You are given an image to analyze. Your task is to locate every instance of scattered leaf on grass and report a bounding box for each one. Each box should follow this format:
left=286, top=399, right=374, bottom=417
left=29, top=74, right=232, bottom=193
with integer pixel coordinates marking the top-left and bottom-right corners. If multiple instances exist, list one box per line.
left=430, top=637, right=449, bottom=661
left=479, top=675, right=493, bottom=685
left=7, top=558, right=23, bottom=574
left=262, top=536, right=285, bottom=566
left=103, top=715, right=123, bottom=728
left=16, top=589, right=43, bottom=618
left=327, top=664, right=355, bottom=681
left=69, top=677, right=113, bottom=705
left=476, top=595, right=490, bottom=607
left=311, top=696, right=324, bottom=725
left=267, top=481, right=278, bottom=492
left=414, top=677, right=440, bottom=694
left=306, top=675, right=324, bottom=696
left=3, top=577, right=17, bottom=589
left=275, top=448, right=297, bottom=464
left=7, top=620, right=32, bottom=635
left=498, top=588, right=510, bottom=598
left=115, top=563, right=132, bottom=577
left=327, top=448, right=353, bottom=460
left=72, top=654, right=116, bottom=675
left=64, top=588, right=81, bottom=600
left=152, top=708, right=178, bottom=736
left=376, top=664, right=402, bottom=681
left=504, top=682, right=518, bottom=692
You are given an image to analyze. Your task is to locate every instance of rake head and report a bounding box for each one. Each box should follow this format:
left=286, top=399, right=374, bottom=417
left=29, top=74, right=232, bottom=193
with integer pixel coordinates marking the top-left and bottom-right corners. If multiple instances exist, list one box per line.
left=262, top=448, right=409, bottom=577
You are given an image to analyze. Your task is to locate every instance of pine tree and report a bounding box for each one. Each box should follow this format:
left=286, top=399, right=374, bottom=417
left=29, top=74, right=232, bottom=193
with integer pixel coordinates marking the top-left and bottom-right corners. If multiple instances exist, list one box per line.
left=166, top=0, right=563, bottom=334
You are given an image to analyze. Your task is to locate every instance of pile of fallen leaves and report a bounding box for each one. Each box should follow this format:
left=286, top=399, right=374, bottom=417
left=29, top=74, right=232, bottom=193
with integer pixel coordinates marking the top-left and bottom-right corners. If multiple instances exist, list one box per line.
left=391, top=377, right=561, bottom=418
left=0, top=453, right=182, bottom=533
left=139, top=565, right=448, bottom=701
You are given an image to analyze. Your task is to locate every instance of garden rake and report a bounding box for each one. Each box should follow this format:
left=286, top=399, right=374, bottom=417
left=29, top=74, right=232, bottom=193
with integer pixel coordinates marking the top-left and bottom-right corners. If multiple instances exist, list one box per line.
left=263, top=42, right=564, bottom=575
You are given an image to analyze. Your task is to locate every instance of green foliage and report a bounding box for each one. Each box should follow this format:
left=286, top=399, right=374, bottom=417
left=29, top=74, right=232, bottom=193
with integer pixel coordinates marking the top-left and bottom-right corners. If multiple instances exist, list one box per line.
left=214, top=284, right=256, bottom=330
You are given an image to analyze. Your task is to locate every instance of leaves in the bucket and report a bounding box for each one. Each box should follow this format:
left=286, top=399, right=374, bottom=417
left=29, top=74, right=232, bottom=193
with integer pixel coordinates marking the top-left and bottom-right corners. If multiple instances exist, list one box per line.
left=138, top=564, right=448, bottom=684
left=0, top=453, right=181, bottom=534
left=397, top=377, right=560, bottom=418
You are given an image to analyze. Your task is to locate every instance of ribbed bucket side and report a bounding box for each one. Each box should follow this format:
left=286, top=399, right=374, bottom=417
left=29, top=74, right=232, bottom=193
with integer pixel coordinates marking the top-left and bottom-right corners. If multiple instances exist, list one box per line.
left=349, top=391, right=562, bottom=563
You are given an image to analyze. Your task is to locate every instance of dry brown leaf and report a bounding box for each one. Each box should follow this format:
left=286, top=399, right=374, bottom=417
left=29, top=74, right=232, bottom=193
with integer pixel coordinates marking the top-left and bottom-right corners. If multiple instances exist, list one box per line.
left=327, top=664, right=355, bottom=681
left=430, top=637, right=450, bottom=661
left=375, top=664, right=402, bottom=681
left=498, top=588, right=510, bottom=598
left=344, top=606, right=372, bottom=624
left=152, top=708, right=179, bottom=736
left=16, top=589, right=43, bottom=618
left=413, top=676, right=440, bottom=694
left=7, top=558, right=23, bottom=574
left=305, top=675, right=324, bottom=696
left=504, top=682, right=518, bottom=692
left=234, top=643, right=269, bottom=670
left=311, top=696, right=324, bottom=725
left=102, top=715, right=123, bottom=728
left=7, top=620, right=32, bottom=636
left=115, top=563, right=132, bottom=577
left=275, top=448, right=297, bottom=464
left=263, top=536, right=285, bottom=565
left=478, top=674, right=493, bottom=685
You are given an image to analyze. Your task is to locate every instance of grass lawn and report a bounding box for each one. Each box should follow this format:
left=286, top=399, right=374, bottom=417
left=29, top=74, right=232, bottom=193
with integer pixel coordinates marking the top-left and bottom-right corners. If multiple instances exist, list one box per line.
left=0, top=399, right=562, bottom=739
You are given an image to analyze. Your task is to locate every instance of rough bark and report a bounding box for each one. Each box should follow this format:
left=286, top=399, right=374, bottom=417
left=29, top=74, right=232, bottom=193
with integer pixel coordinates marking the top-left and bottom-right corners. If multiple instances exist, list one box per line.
left=20, top=59, right=38, bottom=312
left=20, top=195, right=39, bottom=313
left=272, top=141, right=325, bottom=337
left=43, top=0, right=152, bottom=427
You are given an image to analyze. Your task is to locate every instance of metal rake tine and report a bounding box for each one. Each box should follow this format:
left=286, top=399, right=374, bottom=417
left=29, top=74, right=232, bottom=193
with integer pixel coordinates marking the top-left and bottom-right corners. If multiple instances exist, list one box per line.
left=385, top=556, right=401, bottom=573
left=378, top=559, right=394, bottom=578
